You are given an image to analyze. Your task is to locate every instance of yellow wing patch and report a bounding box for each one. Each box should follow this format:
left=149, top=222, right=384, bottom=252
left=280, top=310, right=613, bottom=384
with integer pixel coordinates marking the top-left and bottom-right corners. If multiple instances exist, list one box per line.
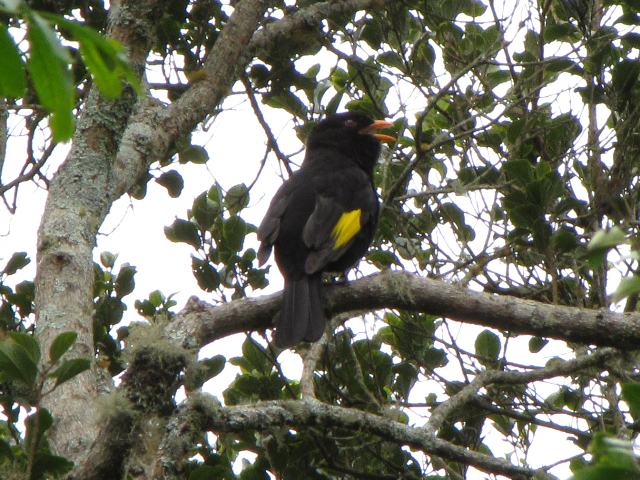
left=332, top=209, right=362, bottom=249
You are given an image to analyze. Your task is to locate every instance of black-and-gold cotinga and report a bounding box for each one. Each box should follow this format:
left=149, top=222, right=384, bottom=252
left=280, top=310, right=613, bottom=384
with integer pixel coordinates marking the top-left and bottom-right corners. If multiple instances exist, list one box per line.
left=257, top=112, right=394, bottom=348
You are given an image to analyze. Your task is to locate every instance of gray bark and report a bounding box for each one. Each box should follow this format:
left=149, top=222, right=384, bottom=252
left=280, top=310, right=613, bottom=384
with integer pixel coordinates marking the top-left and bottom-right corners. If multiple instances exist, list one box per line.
left=168, top=270, right=640, bottom=349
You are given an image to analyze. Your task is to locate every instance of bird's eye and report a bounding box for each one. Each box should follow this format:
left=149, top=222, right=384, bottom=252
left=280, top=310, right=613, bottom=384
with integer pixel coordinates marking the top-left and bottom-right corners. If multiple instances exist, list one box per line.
left=344, top=119, right=357, bottom=128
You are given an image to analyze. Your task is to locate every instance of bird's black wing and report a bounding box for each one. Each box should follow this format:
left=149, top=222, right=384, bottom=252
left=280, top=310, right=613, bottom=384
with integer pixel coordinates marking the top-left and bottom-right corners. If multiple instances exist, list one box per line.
left=302, top=169, right=376, bottom=274
left=256, top=183, right=292, bottom=266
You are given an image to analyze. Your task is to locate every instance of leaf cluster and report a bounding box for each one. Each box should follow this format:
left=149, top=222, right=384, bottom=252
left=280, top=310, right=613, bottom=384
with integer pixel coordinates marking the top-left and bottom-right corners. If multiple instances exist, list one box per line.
left=0, top=331, right=89, bottom=479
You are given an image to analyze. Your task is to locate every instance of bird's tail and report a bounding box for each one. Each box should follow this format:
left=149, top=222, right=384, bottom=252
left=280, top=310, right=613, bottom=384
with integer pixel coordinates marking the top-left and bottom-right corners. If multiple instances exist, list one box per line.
left=275, top=274, right=325, bottom=348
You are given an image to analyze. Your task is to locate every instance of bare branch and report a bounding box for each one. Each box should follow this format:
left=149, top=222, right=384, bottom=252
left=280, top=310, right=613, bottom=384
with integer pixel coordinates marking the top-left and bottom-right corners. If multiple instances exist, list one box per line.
left=425, top=348, right=616, bottom=435
left=0, top=104, right=6, bottom=183
left=169, top=394, right=543, bottom=479
left=241, top=74, right=293, bottom=176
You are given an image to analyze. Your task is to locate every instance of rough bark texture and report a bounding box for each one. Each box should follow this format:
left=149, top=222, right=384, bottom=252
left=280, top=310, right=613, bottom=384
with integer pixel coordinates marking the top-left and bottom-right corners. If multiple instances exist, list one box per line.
left=167, top=270, right=640, bottom=350
left=162, top=394, right=548, bottom=480
left=149, top=348, right=612, bottom=479
left=34, top=0, right=170, bottom=460
left=34, top=89, right=138, bottom=461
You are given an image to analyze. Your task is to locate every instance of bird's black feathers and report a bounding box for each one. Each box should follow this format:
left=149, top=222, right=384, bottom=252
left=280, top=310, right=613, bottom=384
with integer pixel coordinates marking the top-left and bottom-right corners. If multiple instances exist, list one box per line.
left=257, top=112, right=391, bottom=347
left=277, top=275, right=324, bottom=348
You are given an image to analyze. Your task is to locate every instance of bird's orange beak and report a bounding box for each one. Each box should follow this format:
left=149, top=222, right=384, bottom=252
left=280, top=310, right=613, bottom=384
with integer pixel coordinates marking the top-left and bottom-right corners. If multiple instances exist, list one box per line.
left=360, top=120, right=396, bottom=143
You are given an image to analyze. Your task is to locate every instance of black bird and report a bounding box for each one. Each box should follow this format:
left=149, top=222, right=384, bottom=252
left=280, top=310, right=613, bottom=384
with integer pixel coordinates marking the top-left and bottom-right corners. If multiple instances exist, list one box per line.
left=257, top=112, right=394, bottom=348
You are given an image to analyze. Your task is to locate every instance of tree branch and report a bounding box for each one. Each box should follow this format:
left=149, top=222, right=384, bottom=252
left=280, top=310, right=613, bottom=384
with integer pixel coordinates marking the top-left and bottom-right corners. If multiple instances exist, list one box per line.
left=425, top=347, right=616, bottom=435
left=248, top=0, right=388, bottom=57
left=0, top=104, right=6, bottom=184
left=165, top=394, right=542, bottom=479
left=109, top=0, right=389, bottom=199
left=167, top=270, right=640, bottom=350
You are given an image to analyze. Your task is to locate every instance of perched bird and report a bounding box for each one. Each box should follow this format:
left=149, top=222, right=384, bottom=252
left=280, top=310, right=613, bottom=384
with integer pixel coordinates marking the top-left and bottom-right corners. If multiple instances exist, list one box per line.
left=257, top=112, right=394, bottom=348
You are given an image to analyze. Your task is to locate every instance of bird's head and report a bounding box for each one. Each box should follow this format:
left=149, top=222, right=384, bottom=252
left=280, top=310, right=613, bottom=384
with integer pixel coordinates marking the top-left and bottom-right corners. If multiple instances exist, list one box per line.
left=305, top=112, right=395, bottom=171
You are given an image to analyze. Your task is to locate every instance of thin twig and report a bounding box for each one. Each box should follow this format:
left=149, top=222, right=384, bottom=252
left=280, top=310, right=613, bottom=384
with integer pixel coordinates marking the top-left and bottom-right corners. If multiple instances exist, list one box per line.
left=241, top=74, right=293, bottom=176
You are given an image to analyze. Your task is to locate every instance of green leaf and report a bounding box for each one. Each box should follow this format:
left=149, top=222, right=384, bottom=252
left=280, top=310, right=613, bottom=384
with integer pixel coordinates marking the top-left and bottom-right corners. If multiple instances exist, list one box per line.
left=10, top=280, right=35, bottom=317
left=475, top=329, right=501, bottom=364
left=621, top=32, right=640, bottom=49
left=0, top=0, right=22, bottom=13
left=3, top=251, right=30, bottom=276
left=263, top=90, right=308, bottom=117
left=50, top=358, right=90, bottom=388
left=545, top=57, right=582, bottom=75
left=486, top=68, right=511, bottom=87
left=0, top=438, right=12, bottom=461
left=551, top=227, right=579, bottom=252
left=9, top=331, right=40, bottom=364
left=545, top=22, right=579, bottom=42
left=421, top=347, right=447, bottom=369
left=0, top=24, right=26, bottom=97
left=25, top=408, right=53, bottom=450
left=50, top=15, right=138, bottom=97
left=588, top=227, right=626, bottom=251
left=31, top=452, right=74, bottom=478
left=325, top=90, right=344, bottom=116
left=367, top=249, right=401, bottom=268
left=231, top=337, right=269, bottom=375
left=345, top=97, right=379, bottom=119
left=190, top=465, right=221, bottom=480
left=99, top=251, right=117, bottom=269
left=461, top=0, right=487, bottom=16
left=586, top=433, right=639, bottom=472
left=622, top=383, right=640, bottom=422
left=179, top=145, right=209, bottom=164
left=192, top=257, right=220, bottom=292
left=411, top=40, right=435, bottom=79
left=572, top=466, right=639, bottom=480
left=135, top=299, right=156, bottom=317
left=361, top=17, right=383, bottom=48
left=378, top=51, right=404, bottom=69
left=223, top=216, right=247, bottom=252
left=208, top=182, right=223, bottom=204
left=27, top=12, right=74, bottom=141
left=192, top=192, right=220, bottom=230
left=156, top=170, right=184, bottom=198
left=330, top=67, right=349, bottom=89
left=611, top=59, right=640, bottom=95
left=611, top=276, right=640, bottom=303
left=502, top=158, right=533, bottom=185
left=528, top=336, right=548, bottom=353
left=0, top=335, right=39, bottom=386
left=164, top=219, right=201, bottom=249
left=239, top=462, right=270, bottom=480
left=436, top=203, right=474, bottom=242
left=149, top=289, right=164, bottom=307
left=49, top=331, right=77, bottom=363
left=224, top=183, right=250, bottom=215
left=312, top=78, right=331, bottom=112
left=115, top=264, right=136, bottom=298
left=201, top=354, right=226, bottom=380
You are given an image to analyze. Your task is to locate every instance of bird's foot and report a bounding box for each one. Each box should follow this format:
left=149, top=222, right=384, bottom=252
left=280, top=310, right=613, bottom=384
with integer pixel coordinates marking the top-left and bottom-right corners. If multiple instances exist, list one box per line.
left=325, top=271, right=349, bottom=285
